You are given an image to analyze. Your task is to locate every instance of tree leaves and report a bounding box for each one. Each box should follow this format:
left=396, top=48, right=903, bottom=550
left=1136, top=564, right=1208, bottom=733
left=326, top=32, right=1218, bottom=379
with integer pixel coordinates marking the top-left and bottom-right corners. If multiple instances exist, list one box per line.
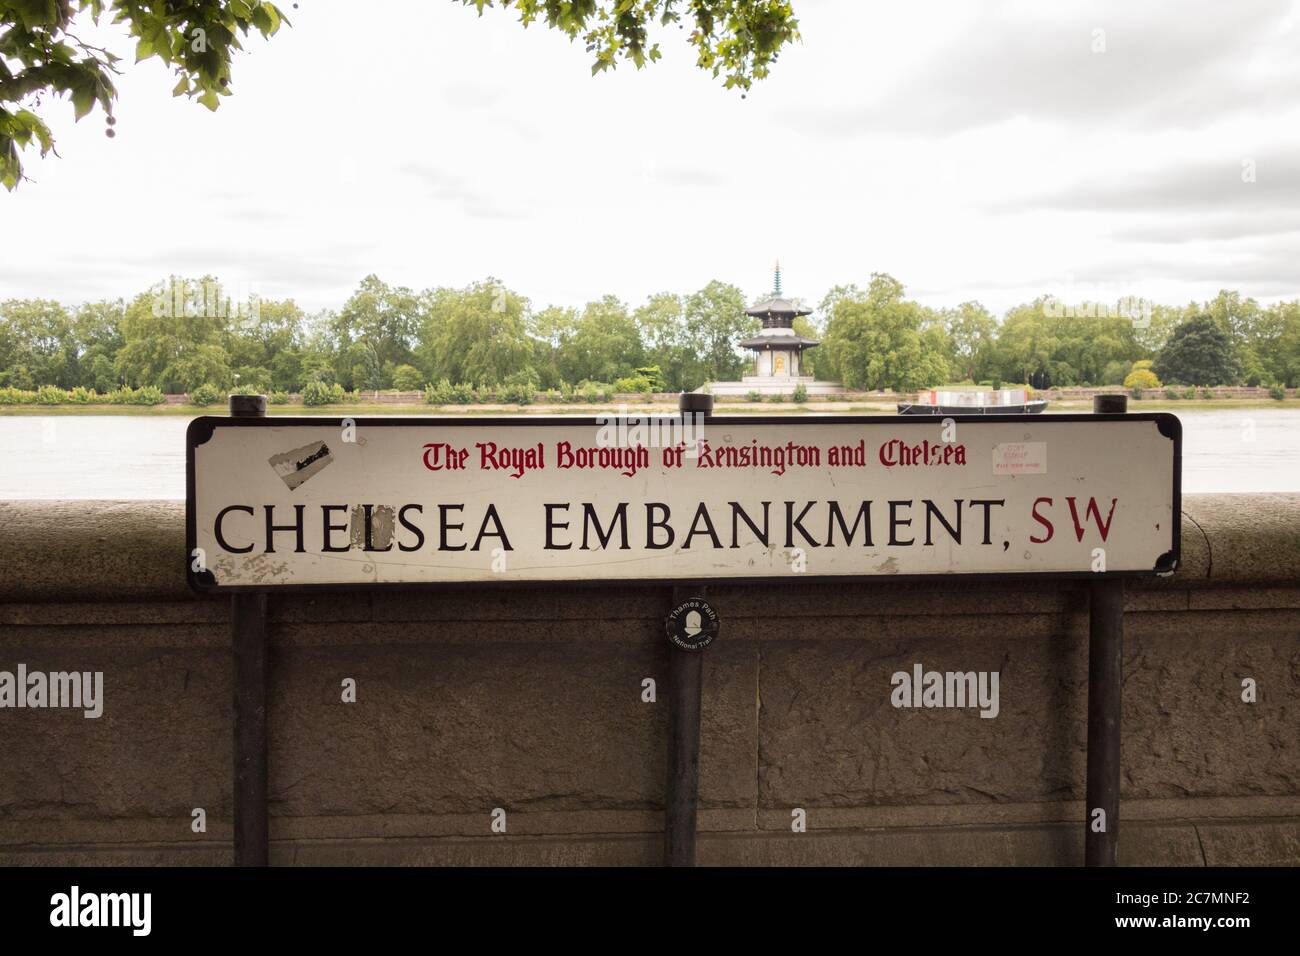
left=457, top=1, right=799, bottom=92
left=1, top=0, right=292, bottom=189
left=3, top=1, right=795, bottom=191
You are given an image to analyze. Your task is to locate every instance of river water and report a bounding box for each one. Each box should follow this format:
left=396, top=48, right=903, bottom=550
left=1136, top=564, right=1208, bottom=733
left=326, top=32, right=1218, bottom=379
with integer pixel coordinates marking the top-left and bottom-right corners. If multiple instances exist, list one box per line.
left=0, top=410, right=1297, bottom=498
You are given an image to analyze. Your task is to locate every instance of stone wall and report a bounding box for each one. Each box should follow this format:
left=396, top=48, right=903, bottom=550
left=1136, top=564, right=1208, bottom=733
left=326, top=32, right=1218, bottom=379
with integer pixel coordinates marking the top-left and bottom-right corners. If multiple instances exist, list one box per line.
left=0, top=494, right=1296, bottom=866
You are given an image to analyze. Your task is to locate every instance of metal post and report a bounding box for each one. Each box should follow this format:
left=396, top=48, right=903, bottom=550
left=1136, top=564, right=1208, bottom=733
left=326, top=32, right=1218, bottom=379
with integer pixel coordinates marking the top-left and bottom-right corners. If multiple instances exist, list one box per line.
left=1085, top=393, right=1126, bottom=866
left=664, top=392, right=714, bottom=867
left=229, top=394, right=269, bottom=866
left=665, top=585, right=705, bottom=867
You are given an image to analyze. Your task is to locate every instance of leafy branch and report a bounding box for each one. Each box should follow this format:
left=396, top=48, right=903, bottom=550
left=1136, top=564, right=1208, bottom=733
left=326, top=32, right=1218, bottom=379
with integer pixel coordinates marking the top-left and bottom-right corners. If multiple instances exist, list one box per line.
left=0, top=0, right=289, bottom=189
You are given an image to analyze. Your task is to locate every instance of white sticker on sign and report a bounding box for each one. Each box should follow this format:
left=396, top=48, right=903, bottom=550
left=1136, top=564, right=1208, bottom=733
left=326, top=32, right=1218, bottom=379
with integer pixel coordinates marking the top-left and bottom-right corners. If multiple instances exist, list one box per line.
left=993, top=442, right=1047, bottom=475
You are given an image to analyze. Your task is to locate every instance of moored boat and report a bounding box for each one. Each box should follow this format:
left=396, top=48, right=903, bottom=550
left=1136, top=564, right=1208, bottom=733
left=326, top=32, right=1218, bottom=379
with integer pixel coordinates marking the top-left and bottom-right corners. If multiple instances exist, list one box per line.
left=897, top=387, right=1047, bottom=415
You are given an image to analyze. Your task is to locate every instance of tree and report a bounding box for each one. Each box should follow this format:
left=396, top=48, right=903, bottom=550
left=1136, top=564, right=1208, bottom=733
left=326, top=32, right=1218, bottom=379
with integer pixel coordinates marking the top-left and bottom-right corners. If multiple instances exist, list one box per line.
left=112, top=276, right=241, bottom=391
left=821, top=274, right=949, bottom=391
left=1155, top=314, right=1239, bottom=386
left=634, top=292, right=688, bottom=389
left=1134, top=303, right=1186, bottom=356
left=792, top=313, right=820, bottom=378
left=942, top=301, right=995, bottom=382
left=418, top=279, right=534, bottom=386
left=1, top=1, right=289, bottom=189
left=1262, top=301, right=1300, bottom=388
left=631, top=283, right=752, bottom=390
left=460, top=1, right=799, bottom=89
left=680, top=280, right=751, bottom=388
left=72, top=299, right=125, bottom=388
left=3, top=1, right=798, bottom=190
left=1123, top=368, right=1160, bottom=390
left=392, top=364, right=425, bottom=391
left=0, top=297, right=77, bottom=387
left=332, top=276, right=420, bottom=389
left=556, top=295, right=643, bottom=384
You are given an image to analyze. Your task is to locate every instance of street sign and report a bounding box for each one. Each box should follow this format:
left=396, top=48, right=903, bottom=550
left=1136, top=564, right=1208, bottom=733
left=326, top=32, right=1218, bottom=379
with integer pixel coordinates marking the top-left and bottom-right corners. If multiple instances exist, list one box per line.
left=186, top=413, right=1180, bottom=591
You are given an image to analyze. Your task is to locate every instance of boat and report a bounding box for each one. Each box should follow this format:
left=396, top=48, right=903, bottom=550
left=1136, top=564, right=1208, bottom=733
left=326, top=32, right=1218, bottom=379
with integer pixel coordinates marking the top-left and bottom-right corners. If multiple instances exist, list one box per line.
left=897, top=387, right=1047, bottom=415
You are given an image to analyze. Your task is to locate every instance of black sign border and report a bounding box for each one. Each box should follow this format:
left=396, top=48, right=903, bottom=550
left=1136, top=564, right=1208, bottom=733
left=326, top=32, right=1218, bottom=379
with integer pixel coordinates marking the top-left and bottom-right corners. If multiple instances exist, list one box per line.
left=186, top=412, right=1181, bottom=593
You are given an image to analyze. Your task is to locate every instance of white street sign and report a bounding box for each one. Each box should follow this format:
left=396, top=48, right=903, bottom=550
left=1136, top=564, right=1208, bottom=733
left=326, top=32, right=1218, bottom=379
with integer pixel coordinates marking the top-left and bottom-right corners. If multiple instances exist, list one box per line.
left=187, top=414, right=1180, bottom=590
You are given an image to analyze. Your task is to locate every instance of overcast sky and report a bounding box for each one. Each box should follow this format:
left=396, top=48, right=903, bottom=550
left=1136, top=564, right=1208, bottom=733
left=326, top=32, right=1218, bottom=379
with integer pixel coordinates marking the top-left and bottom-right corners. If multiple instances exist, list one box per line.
left=3, top=0, right=1298, bottom=317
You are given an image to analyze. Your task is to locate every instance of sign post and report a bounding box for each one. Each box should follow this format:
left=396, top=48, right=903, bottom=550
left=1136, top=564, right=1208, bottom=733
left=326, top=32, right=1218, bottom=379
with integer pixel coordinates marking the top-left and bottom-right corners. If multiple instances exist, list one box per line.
left=663, top=587, right=713, bottom=867
left=228, top=394, right=269, bottom=867
left=662, top=395, right=718, bottom=867
left=1085, top=394, right=1128, bottom=866
left=187, top=402, right=1180, bottom=868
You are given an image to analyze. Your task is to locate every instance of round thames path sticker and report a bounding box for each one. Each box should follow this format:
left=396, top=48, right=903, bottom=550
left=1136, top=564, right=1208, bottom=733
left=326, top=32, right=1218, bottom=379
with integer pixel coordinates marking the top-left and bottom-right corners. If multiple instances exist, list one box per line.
left=665, top=598, right=720, bottom=651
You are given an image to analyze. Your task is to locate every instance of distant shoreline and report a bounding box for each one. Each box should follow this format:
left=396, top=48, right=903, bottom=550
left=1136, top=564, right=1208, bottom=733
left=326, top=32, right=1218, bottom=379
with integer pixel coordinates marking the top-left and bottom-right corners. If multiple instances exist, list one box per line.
left=0, top=398, right=1292, bottom=416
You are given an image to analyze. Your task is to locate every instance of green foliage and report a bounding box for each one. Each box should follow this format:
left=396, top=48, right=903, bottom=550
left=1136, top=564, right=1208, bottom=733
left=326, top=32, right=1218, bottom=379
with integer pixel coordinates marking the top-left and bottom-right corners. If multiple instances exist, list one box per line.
left=420, top=280, right=534, bottom=387
left=1155, top=314, right=1239, bottom=387
left=7, top=276, right=1300, bottom=401
left=613, top=373, right=654, bottom=393
left=1164, top=387, right=1181, bottom=400
left=233, top=366, right=272, bottom=393
left=1, top=1, right=290, bottom=189
left=552, top=295, right=642, bottom=384
left=1123, top=368, right=1160, bottom=390
left=792, top=382, right=808, bottom=403
left=333, top=275, right=421, bottom=389
left=188, top=383, right=223, bottom=406
left=457, top=1, right=799, bottom=92
left=634, top=365, right=665, bottom=391
left=423, top=378, right=453, bottom=405
left=392, top=364, right=425, bottom=391
left=268, top=390, right=290, bottom=404
left=301, top=380, right=333, bottom=406
left=1100, top=360, right=1129, bottom=387
left=768, top=390, right=785, bottom=403
left=500, top=381, right=534, bottom=405
left=107, top=384, right=164, bottom=405
left=629, top=283, right=753, bottom=391
left=745, top=390, right=762, bottom=402
left=822, top=274, right=950, bottom=390
left=980, top=298, right=1141, bottom=388
left=942, top=301, right=996, bottom=382
left=35, top=384, right=66, bottom=404
left=1269, top=384, right=1286, bottom=400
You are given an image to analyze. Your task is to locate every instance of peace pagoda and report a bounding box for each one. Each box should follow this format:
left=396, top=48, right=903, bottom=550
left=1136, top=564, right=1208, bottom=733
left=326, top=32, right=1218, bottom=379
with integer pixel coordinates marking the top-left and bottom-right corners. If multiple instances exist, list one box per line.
left=706, top=264, right=843, bottom=397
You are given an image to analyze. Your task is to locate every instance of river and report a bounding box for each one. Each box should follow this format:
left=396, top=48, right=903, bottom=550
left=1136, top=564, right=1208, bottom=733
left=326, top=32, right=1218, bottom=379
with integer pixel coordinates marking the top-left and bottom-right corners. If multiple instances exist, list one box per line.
left=0, top=410, right=1297, bottom=499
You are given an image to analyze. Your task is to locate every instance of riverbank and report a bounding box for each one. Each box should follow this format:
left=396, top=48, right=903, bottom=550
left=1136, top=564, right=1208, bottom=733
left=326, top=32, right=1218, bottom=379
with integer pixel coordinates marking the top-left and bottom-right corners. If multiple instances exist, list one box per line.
left=1, top=397, right=1294, bottom=415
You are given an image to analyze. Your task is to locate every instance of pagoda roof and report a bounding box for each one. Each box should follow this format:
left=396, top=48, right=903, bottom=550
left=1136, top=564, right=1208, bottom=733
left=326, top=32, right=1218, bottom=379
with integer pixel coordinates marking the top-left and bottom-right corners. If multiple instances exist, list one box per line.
left=745, top=296, right=813, bottom=318
left=738, top=334, right=821, bottom=349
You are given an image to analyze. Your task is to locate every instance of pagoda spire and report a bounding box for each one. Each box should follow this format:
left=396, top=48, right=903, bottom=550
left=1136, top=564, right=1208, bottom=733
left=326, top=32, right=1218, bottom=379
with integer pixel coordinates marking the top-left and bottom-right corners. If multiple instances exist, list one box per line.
left=773, top=260, right=782, bottom=297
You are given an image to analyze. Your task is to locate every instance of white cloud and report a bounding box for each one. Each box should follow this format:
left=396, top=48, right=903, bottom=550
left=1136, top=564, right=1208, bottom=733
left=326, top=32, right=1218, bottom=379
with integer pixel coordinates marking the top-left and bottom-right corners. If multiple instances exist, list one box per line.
left=2, top=0, right=1298, bottom=318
